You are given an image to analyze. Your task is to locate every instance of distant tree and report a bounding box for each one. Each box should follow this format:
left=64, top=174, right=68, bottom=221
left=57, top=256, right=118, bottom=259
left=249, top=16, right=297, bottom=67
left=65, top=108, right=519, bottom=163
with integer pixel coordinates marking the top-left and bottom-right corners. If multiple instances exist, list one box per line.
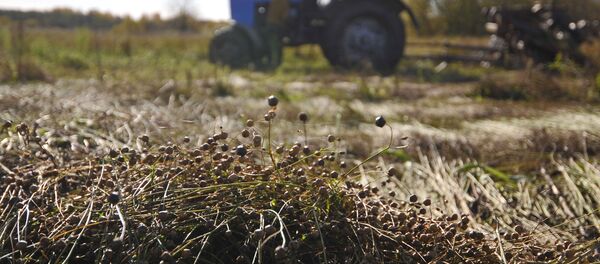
left=87, top=10, right=120, bottom=29
left=0, top=8, right=121, bottom=29
left=0, top=8, right=219, bottom=33
left=168, top=0, right=198, bottom=32
left=112, top=16, right=143, bottom=34
left=138, top=15, right=152, bottom=32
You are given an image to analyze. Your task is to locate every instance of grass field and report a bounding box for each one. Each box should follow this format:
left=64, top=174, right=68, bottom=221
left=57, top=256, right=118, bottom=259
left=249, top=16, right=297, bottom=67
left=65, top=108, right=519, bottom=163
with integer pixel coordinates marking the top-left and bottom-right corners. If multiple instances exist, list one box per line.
left=1, top=25, right=600, bottom=263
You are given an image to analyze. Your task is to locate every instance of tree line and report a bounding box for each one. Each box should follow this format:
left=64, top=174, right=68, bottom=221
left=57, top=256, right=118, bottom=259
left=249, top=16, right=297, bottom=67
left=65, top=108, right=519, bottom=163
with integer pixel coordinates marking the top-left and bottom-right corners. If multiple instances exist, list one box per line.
left=0, top=8, right=218, bottom=33
left=1, top=1, right=599, bottom=35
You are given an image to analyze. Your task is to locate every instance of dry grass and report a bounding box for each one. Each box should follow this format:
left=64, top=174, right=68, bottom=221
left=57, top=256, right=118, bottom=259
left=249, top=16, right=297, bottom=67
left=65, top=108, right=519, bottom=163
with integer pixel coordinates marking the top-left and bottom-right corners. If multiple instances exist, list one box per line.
left=2, top=78, right=599, bottom=169
left=15, top=59, right=52, bottom=83
left=389, top=151, right=600, bottom=243
left=475, top=69, right=597, bottom=102
left=0, top=102, right=598, bottom=263
left=1, top=78, right=599, bottom=262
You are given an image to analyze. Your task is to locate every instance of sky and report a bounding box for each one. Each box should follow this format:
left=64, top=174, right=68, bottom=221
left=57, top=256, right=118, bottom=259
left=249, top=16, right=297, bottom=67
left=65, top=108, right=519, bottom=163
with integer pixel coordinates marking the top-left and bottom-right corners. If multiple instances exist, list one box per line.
left=0, top=0, right=230, bottom=20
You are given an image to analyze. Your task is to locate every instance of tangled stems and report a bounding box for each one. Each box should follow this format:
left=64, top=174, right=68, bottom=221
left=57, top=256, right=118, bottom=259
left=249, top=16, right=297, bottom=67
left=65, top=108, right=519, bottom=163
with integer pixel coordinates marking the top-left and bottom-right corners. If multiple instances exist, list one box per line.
left=342, top=124, right=395, bottom=178
left=259, top=209, right=287, bottom=251
left=115, top=205, right=127, bottom=241
left=2, top=107, right=592, bottom=263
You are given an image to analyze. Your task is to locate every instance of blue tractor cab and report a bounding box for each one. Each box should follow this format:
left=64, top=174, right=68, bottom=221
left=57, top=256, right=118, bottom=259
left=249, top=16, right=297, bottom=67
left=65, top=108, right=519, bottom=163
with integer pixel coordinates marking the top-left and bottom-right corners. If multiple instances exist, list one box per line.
left=209, top=0, right=418, bottom=74
left=230, top=0, right=302, bottom=27
left=230, top=0, right=265, bottom=28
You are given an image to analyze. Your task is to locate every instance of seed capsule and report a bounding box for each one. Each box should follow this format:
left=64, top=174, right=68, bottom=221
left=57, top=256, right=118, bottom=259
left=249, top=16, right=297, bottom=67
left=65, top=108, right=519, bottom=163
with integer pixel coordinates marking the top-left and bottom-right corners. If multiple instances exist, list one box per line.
left=39, top=236, right=50, bottom=249
left=329, top=171, right=339, bottom=178
left=275, top=145, right=284, bottom=154
left=274, top=245, right=287, bottom=259
left=302, top=146, right=310, bottom=155
left=220, top=144, right=229, bottom=151
left=110, top=238, right=123, bottom=250
left=107, top=192, right=120, bottom=205
left=253, top=228, right=265, bottom=240
left=235, top=145, right=247, bottom=157
left=387, top=167, right=399, bottom=177
left=228, top=174, right=240, bottom=182
left=358, top=190, right=367, bottom=199
left=241, top=129, right=250, bottom=138
left=515, top=225, right=526, bottom=234
left=316, top=158, right=325, bottom=166
left=268, top=95, right=279, bottom=107
left=298, top=112, right=309, bottom=122
left=409, top=194, right=418, bottom=203
left=15, top=240, right=27, bottom=250
left=423, top=198, right=431, bottom=206
left=467, top=230, right=484, bottom=240
left=252, top=135, right=262, bottom=147
left=109, top=149, right=119, bottom=158
left=219, top=131, right=229, bottom=139
left=375, top=116, right=386, bottom=128
left=136, top=134, right=148, bottom=143
left=265, top=225, right=277, bottom=235
left=327, top=134, right=335, bottom=142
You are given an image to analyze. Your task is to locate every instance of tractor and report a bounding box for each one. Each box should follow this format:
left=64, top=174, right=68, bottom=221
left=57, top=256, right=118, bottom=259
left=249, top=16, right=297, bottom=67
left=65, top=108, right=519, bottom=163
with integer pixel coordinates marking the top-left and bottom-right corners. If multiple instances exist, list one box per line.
left=484, top=3, right=600, bottom=67
left=208, top=0, right=418, bottom=75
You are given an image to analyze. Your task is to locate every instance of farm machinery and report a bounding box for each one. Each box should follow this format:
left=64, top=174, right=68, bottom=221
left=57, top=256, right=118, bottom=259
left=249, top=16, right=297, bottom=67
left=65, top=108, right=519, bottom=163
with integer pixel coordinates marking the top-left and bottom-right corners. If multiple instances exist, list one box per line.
left=484, top=3, right=600, bottom=67
left=410, top=3, right=600, bottom=68
left=208, top=0, right=418, bottom=75
left=209, top=0, right=600, bottom=74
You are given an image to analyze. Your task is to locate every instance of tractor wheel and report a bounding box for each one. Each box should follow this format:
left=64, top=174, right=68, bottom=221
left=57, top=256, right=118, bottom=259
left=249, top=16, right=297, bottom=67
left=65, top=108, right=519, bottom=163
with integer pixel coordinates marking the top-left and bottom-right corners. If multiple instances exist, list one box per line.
left=209, top=26, right=254, bottom=69
left=321, top=1, right=406, bottom=75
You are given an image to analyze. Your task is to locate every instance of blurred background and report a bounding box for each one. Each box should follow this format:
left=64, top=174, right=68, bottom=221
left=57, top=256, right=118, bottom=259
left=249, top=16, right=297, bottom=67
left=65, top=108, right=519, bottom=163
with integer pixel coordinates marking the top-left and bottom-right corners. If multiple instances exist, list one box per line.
left=0, top=0, right=598, bottom=82
left=1, top=0, right=600, bottom=169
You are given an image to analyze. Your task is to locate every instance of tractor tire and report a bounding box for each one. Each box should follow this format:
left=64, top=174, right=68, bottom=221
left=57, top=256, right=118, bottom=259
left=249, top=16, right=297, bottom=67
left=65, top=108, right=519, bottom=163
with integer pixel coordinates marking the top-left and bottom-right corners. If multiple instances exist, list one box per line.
left=209, top=26, right=254, bottom=69
left=321, top=1, right=406, bottom=75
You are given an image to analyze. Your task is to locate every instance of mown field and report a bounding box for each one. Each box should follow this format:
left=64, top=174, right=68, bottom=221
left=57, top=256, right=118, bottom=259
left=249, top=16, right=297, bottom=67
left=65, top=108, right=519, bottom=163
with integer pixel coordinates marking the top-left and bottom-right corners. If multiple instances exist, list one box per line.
left=0, top=25, right=599, bottom=263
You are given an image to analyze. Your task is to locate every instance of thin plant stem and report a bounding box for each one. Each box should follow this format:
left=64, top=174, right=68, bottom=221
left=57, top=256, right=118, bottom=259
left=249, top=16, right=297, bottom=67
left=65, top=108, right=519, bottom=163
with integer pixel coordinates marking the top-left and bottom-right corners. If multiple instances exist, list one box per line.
left=342, top=124, right=394, bottom=178
left=267, top=120, right=276, bottom=168
left=303, top=122, right=308, bottom=146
